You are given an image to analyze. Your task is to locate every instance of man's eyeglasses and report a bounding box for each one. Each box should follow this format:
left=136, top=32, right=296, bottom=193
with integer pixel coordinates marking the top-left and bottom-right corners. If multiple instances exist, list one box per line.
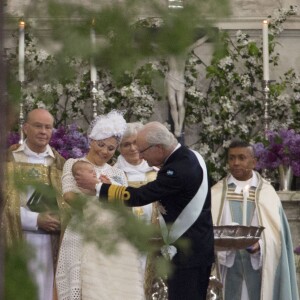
left=139, top=144, right=155, bottom=154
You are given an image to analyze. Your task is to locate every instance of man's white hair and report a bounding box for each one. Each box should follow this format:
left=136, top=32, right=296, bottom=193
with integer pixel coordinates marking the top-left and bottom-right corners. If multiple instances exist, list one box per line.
left=144, top=121, right=177, bottom=149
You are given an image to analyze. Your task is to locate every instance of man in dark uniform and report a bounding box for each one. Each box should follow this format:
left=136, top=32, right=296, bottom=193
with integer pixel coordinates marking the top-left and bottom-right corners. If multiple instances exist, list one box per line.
left=76, top=121, right=214, bottom=300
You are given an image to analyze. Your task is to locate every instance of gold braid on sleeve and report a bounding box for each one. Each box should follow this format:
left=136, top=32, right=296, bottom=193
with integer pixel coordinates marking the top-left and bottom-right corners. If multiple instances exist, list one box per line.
left=108, top=185, right=130, bottom=202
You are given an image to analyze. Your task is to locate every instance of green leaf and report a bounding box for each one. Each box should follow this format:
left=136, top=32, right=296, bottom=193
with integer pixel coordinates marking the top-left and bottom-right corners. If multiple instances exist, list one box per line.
left=248, top=42, right=259, bottom=56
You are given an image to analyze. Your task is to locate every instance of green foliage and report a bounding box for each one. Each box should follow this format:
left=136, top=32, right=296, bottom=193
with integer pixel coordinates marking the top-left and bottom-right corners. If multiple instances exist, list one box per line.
left=68, top=194, right=163, bottom=255
left=5, top=243, right=38, bottom=300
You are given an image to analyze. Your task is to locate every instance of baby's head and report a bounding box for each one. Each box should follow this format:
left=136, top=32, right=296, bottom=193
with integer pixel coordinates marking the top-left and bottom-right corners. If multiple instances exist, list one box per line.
left=72, top=160, right=95, bottom=177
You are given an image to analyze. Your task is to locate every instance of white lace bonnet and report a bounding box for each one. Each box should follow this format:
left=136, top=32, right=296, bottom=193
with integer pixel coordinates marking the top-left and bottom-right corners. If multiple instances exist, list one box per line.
left=88, top=110, right=127, bottom=141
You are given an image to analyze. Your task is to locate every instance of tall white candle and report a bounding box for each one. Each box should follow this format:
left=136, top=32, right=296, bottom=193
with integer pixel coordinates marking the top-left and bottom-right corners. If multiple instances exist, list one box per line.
left=90, top=21, right=97, bottom=83
left=262, top=20, right=269, bottom=81
left=242, top=185, right=249, bottom=226
left=19, top=20, right=25, bottom=82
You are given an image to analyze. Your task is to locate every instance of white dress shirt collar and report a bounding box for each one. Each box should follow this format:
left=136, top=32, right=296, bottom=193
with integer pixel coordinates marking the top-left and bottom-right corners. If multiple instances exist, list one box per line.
left=13, top=140, right=55, bottom=159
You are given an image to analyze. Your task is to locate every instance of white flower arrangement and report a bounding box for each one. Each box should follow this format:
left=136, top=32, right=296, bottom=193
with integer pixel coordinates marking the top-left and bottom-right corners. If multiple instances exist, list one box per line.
left=7, top=7, right=299, bottom=182
left=183, top=6, right=299, bottom=181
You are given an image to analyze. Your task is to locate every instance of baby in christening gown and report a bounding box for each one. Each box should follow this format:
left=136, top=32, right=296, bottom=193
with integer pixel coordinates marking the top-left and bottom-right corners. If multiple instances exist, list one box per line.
left=71, top=160, right=98, bottom=193
left=55, top=157, right=144, bottom=300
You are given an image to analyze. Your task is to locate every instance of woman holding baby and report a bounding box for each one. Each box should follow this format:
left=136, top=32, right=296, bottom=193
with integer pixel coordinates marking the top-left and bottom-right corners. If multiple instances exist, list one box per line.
left=55, top=111, right=144, bottom=300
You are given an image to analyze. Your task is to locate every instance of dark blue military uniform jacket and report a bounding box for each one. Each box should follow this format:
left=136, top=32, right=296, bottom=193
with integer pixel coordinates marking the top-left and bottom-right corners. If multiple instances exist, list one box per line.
left=100, top=145, right=214, bottom=268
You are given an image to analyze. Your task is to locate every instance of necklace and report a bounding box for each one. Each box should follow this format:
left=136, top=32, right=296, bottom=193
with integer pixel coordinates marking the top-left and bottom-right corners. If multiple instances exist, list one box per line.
left=84, top=156, right=106, bottom=170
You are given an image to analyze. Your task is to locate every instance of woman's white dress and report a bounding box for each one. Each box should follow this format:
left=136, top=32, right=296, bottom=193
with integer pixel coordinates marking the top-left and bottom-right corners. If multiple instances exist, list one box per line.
left=55, top=158, right=144, bottom=300
left=114, top=155, right=159, bottom=298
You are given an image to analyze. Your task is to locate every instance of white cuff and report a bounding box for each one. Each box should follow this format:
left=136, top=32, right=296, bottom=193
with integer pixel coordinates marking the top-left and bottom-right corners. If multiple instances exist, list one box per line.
left=20, top=207, right=39, bottom=231
left=95, top=182, right=102, bottom=197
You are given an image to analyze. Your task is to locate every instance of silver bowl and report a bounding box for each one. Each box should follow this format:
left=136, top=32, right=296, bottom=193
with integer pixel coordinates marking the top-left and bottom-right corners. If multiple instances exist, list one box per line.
left=214, top=225, right=265, bottom=251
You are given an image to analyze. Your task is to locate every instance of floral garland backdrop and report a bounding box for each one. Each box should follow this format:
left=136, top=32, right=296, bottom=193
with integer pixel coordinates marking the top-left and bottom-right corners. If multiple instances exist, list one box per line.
left=7, top=7, right=299, bottom=181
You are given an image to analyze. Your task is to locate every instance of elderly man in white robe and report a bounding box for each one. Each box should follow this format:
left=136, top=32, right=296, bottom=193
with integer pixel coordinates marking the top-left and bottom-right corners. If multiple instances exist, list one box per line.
left=3, top=108, right=66, bottom=300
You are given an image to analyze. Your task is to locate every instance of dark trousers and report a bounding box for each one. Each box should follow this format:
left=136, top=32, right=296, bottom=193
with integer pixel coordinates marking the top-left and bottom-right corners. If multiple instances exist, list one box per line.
left=167, top=264, right=212, bottom=300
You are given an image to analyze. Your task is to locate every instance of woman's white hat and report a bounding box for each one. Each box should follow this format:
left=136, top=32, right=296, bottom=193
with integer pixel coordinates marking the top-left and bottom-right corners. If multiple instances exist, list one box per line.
left=88, top=110, right=127, bottom=141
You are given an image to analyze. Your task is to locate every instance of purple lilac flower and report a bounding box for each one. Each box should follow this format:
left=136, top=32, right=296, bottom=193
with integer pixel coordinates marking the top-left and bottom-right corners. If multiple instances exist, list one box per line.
left=253, top=129, right=300, bottom=175
left=253, top=142, right=265, bottom=157
left=50, top=123, right=89, bottom=159
left=7, top=132, right=20, bottom=146
left=294, top=245, right=300, bottom=255
left=72, top=147, right=84, bottom=158
left=59, top=149, right=70, bottom=159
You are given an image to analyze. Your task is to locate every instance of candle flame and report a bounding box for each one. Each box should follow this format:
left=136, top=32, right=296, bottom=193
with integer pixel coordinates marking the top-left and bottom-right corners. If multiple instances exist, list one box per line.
left=263, top=20, right=268, bottom=24
left=92, top=18, right=95, bottom=26
left=19, top=20, right=25, bottom=29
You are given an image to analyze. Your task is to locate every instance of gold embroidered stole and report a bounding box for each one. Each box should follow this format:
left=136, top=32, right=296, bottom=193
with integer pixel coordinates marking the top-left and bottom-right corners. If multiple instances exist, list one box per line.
left=2, top=150, right=68, bottom=270
left=129, top=170, right=157, bottom=218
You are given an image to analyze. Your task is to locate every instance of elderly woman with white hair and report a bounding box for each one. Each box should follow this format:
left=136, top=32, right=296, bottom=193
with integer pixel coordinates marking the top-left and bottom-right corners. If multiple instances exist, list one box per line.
left=55, top=111, right=144, bottom=300
left=115, top=122, right=158, bottom=223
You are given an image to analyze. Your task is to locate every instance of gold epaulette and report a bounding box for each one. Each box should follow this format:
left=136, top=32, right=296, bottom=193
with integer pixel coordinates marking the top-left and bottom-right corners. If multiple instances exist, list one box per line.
left=108, top=185, right=131, bottom=202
